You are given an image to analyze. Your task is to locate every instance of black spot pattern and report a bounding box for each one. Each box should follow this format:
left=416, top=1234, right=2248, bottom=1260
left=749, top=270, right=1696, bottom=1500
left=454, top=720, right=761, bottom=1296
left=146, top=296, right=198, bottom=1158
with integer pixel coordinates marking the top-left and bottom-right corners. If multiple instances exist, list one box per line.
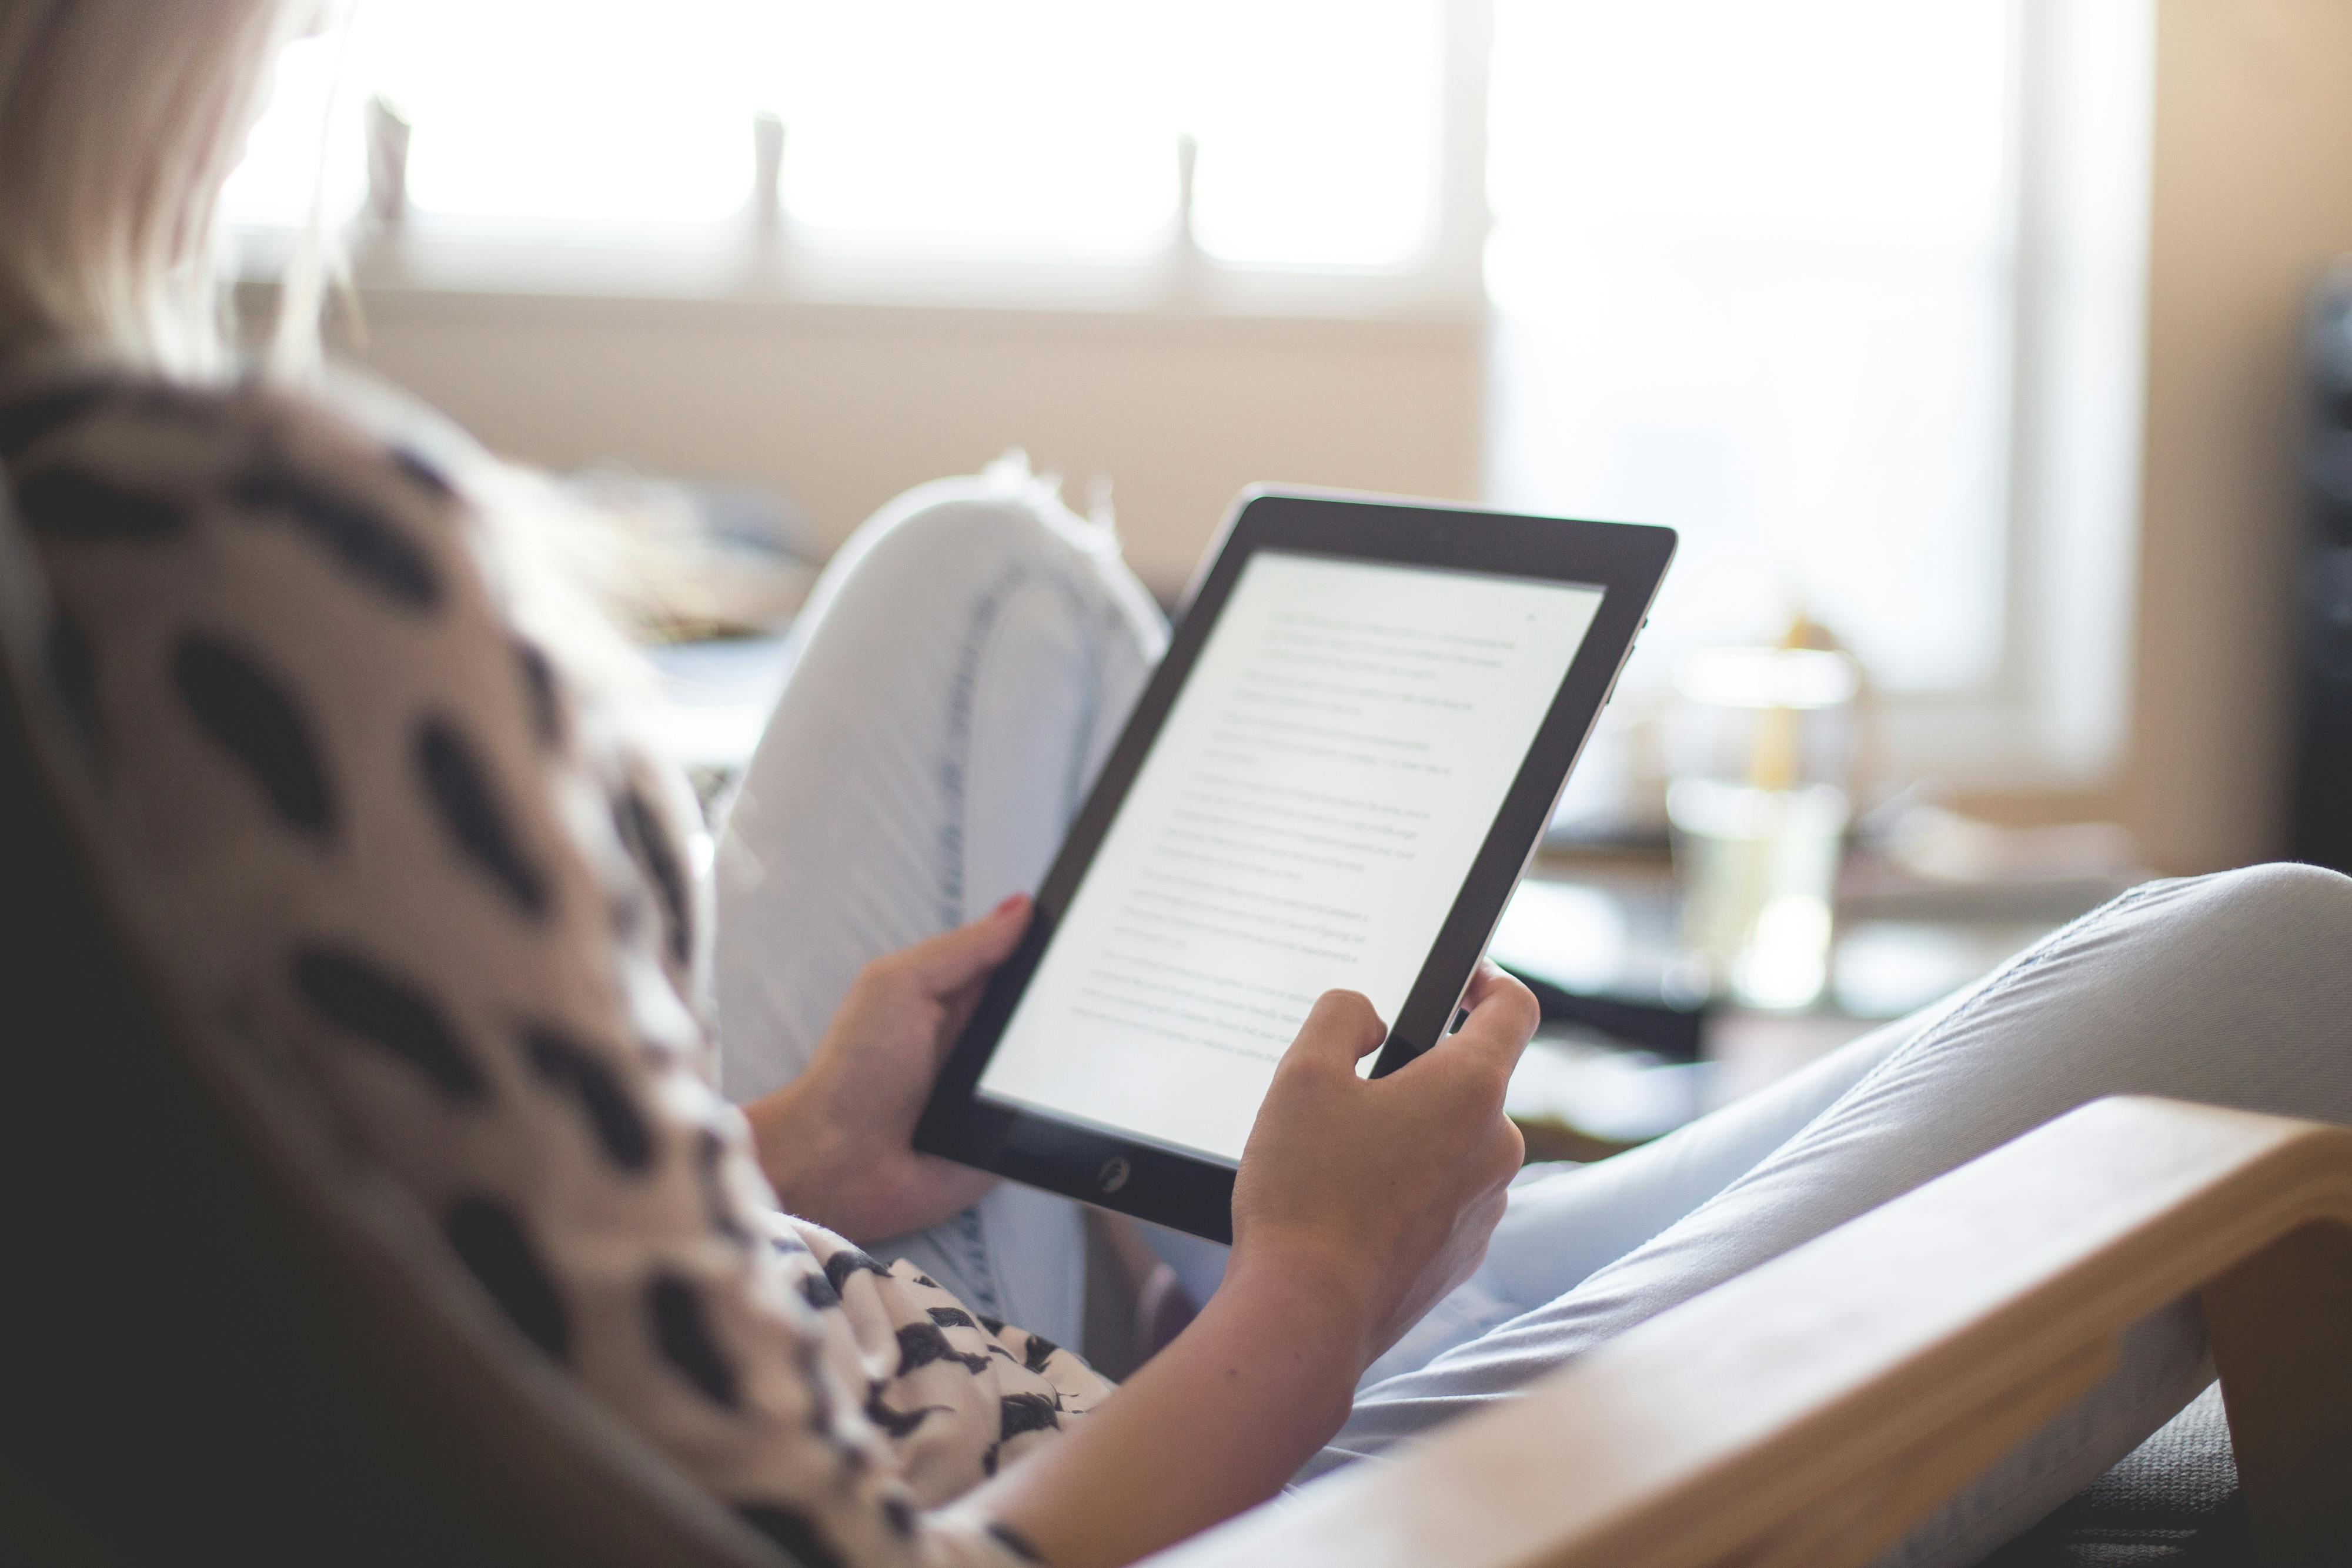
left=690, top=1126, right=750, bottom=1243
left=988, top=1522, right=1047, bottom=1563
left=445, top=1198, right=569, bottom=1360
left=173, top=635, right=332, bottom=834
left=416, top=716, right=549, bottom=918
left=823, top=1247, right=891, bottom=1299
left=522, top=1025, right=653, bottom=1172
left=803, top=1360, right=834, bottom=1436
left=977, top=1313, right=1007, bottom=1336
left=11, top=467, right=186, bottom=540
left=613, top=787, right=691, bottom=969
left=293, top=947, right=487, bottom=1098
left=647, top=1272, right=739, bottom=1409
left=510, top=636, right=563, bottom=748
left=926, top=1306, right=977, bottom=1330
left=998, top=1392, right=1063, bottom=1441
left=880, top=1493, right=917, bottom=1539
left=45, top=613, right=96, bottom=740
left=893, top=1322, right=993, bottom=1378
left=0, top=382, right=110, bottom=459
left=736, top=1506, right=846, bottom=1568
left=863, top=1383, right=946, bottom=1440
left=230, top=465, right=440, bottom=609
left=799, top=1272, right=842, bottom=1312
left=1021, top=1332, right=1061, bottom=1375
left=390, top=446, right=456, bottom=501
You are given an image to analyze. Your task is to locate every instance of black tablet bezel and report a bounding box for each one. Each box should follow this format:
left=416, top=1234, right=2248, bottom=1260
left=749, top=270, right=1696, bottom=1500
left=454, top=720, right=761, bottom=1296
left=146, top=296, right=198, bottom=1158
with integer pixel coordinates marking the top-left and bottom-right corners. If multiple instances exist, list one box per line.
left=914, top=489, right=1675, bottom=1242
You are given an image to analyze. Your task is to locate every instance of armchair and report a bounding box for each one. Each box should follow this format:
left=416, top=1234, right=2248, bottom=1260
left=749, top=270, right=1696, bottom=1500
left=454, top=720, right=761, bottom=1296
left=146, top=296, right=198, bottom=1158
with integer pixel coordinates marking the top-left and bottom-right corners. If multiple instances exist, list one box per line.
left=2, top=657, right=2342, bottom=1568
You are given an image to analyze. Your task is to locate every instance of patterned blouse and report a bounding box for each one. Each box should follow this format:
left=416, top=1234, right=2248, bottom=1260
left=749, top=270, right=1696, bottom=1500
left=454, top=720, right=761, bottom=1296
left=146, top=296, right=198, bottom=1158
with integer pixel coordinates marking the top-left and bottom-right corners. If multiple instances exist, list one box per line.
left=0, top=356, right=1112, bottom=1568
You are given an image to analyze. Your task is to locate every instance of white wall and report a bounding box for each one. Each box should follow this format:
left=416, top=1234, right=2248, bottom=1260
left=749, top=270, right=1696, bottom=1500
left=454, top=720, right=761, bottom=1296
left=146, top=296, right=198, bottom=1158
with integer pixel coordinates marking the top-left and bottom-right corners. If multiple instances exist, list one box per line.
left=331, top=289, right=1484, bottom=600
left=2122, top=0, right=2352, bottom=871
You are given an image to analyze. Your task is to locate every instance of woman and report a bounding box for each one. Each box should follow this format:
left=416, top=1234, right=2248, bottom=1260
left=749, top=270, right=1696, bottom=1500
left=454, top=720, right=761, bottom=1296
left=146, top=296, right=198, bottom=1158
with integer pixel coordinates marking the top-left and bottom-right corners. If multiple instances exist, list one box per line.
left=2, top=4, right=2346, bottom=1566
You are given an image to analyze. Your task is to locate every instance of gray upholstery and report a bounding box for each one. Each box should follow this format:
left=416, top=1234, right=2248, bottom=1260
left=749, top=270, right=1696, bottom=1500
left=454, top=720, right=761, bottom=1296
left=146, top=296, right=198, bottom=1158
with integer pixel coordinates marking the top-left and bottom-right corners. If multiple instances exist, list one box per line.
left=1983, top=1385, right=2253, bottom=1567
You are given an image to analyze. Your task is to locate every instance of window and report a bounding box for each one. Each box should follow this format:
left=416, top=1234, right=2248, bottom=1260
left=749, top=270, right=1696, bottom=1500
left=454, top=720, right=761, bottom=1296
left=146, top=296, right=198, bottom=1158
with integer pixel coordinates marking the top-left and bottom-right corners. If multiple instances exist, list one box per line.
left=225, top=1, right=2152, bottom=790
left=221, top=28, right=365, bottom=230
left=1480, top=0, right=2153, bottom=793
left=226, top=1, right=1448, bottom=269
left=1486, top=0, right=2019, bottom=696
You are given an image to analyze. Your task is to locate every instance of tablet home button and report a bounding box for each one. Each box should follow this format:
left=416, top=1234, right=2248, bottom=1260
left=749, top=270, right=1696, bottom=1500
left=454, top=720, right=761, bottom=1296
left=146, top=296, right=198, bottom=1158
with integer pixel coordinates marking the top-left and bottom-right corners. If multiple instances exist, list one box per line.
left=1097, top=1157, right=1132, bottom=1194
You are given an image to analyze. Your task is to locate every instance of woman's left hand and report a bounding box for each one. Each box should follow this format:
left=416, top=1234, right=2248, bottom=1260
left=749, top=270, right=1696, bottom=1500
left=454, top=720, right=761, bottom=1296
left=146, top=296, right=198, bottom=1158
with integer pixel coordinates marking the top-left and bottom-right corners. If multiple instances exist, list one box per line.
left=746, top=895, right=1032, bottom=1242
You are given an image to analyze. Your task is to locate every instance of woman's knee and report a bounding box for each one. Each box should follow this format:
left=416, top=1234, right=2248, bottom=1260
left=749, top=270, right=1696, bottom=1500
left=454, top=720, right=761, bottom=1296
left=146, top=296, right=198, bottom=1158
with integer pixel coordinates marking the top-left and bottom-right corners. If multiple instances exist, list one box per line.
left=1880, top=861, right=2352, bottom=1115
left=2141, top=861, right=2352, bottom=965
left=2067, top=861, right=2352, bottom=1104
left=827, top=457, right=1141, bottom=628
left=864, top=486, right=1064, bottom=580
left=806, top=463, right=1168, bottom=743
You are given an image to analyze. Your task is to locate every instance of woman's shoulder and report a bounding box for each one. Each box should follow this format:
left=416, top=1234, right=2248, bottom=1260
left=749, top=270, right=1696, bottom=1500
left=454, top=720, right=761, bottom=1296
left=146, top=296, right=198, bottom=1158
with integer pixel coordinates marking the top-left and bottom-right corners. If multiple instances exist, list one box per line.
left=0, top=355, right=476, bottom=554
left=0, top=349, right=707, bottom=1001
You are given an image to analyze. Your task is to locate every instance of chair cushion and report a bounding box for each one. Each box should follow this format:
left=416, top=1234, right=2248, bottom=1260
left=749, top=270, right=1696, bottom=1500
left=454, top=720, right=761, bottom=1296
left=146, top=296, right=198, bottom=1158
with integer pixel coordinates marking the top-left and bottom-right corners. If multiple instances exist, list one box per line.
left=1979, top=1384, right=2254, bottom=1566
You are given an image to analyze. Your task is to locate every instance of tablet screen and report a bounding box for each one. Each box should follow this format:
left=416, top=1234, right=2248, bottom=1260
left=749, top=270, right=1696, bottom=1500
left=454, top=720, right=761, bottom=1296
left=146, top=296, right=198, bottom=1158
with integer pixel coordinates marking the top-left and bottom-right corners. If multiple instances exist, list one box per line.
left=975, top=550, right=1606, bottom=1164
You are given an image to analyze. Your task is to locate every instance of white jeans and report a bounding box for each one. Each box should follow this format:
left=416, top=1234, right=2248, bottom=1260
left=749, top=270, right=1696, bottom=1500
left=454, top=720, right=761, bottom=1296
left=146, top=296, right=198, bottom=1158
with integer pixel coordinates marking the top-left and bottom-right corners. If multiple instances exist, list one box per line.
left=714, top=474, right=2352, bottom=1567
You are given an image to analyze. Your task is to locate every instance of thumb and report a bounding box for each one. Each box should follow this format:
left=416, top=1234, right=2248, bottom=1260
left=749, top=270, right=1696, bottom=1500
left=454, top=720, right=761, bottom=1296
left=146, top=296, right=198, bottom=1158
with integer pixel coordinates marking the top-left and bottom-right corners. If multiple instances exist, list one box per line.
left=1284, top=989, right=1388, bottom=1071
left=898, top=894, right=1033, bottom=995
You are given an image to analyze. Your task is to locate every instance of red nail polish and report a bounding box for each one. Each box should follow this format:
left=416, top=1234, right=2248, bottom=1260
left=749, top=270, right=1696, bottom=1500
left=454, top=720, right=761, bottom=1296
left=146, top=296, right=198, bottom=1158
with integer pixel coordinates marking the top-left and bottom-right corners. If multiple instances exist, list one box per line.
left=994, top=893, right=1027, bottom=916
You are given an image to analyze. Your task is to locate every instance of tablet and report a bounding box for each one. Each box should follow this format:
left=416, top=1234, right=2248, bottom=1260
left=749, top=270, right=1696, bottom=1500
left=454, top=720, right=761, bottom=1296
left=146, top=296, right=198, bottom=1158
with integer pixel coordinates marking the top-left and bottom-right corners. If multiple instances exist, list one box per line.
left=916, top=490, right=1674, bottom=1241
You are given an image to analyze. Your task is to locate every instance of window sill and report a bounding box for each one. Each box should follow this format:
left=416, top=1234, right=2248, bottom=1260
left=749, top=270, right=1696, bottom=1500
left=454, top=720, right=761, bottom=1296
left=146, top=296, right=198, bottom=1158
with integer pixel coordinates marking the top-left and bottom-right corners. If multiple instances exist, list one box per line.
left=236, top=224, right=1489, bottom=337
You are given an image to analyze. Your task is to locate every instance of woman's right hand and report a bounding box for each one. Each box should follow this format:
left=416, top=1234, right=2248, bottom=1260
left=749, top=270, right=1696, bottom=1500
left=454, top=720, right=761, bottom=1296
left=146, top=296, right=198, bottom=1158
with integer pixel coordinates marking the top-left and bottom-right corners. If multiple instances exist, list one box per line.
left=977, top=965, right=1539, bottom=1567
left=1230, top=962, right=1541, bottom=1373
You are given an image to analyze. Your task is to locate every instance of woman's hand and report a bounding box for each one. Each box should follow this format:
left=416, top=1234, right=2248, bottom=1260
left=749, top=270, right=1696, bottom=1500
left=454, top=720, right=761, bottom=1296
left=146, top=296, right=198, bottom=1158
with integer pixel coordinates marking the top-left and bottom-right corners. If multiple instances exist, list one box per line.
left=746, top=895, right=1031, bottom=1243
left=1230, top=962, right=1540, bottom=1372
left=974, top=962, right=1540, bottom=1568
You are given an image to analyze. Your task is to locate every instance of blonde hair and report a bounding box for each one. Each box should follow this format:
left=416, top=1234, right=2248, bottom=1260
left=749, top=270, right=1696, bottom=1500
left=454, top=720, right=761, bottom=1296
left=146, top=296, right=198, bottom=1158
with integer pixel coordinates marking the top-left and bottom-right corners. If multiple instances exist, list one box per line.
left=0, top=0, right=308, bottom=376
left=0, top=2, right=677, bottom=682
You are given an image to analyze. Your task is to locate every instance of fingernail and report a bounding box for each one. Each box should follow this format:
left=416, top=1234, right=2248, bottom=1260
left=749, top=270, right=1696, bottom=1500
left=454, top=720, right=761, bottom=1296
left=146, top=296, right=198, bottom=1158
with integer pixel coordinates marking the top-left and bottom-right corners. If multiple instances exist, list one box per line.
left=994, top=893, right=1028, bottom=917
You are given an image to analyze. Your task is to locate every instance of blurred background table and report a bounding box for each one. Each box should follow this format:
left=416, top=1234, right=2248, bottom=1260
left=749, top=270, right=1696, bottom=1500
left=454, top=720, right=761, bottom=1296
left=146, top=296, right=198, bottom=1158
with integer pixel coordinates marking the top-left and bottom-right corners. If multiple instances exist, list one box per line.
left=1494, top=843, right=2140, bottom=1161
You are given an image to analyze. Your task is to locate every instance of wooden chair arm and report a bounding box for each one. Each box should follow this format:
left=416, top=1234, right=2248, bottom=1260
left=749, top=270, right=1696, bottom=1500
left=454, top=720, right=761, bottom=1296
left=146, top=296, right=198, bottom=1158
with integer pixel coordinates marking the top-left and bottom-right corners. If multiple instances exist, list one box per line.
left=1144, top=1096, right=2352, bottom=1568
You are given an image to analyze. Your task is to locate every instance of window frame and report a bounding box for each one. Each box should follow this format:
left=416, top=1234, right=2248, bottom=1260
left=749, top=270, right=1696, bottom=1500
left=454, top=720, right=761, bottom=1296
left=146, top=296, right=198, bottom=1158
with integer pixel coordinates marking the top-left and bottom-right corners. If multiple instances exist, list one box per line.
left=1873, top=0, right=2155, bottom=791
left=234, top=0, right=1495, bottom=323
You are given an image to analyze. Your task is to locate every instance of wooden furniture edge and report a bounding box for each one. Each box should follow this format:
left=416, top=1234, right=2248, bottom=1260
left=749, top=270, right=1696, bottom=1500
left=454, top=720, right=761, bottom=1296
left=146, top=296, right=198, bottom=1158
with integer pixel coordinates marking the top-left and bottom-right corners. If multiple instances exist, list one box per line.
left=1142, top=1096, right=2352, bottom=1568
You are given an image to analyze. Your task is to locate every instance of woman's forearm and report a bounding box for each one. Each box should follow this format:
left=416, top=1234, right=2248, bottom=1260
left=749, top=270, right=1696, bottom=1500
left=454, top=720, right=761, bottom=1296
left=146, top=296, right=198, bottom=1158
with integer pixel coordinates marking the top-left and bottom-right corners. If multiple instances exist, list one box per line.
left=744, top=1075, right=856, bottom=1226
left=968, top=1255, right=1369, bottom=1568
